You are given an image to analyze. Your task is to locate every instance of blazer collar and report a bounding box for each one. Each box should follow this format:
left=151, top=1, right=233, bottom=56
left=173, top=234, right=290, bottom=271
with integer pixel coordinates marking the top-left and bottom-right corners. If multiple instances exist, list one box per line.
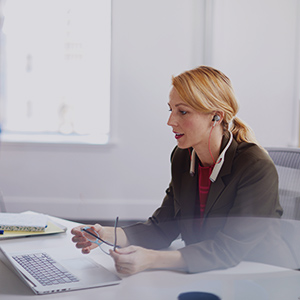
left=179, top=131, right=238, bottom=219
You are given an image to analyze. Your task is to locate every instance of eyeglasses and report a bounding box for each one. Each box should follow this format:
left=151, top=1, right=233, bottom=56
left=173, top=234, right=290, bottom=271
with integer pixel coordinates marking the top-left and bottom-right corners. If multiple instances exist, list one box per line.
left=81, top=217, right=119, bottom=255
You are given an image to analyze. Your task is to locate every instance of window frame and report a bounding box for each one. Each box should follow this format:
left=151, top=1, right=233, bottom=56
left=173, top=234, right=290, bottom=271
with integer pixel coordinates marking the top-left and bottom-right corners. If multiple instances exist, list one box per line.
left=0, top=0, right=113, bottom=148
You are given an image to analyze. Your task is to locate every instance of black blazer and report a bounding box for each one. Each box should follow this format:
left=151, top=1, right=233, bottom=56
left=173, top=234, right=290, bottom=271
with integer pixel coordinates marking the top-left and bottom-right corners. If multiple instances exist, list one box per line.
left=124, top=133, right=296, bottom=272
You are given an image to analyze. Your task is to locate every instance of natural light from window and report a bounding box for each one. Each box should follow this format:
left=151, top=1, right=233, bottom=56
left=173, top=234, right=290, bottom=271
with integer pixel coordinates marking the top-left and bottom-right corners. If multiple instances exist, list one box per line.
left=0, top=0, right=111, bottom=145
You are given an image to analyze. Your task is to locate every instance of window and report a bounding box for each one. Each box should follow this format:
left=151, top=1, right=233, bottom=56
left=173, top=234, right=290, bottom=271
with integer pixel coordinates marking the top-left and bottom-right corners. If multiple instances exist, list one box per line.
left=0, top=0, right=111, bottom=145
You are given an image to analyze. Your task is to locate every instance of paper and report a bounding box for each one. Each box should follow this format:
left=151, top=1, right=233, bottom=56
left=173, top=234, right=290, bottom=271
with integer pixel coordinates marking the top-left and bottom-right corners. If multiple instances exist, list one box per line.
left=0, top=220, right=67, bottom=239
left=0, top=213, right=48, bottom=232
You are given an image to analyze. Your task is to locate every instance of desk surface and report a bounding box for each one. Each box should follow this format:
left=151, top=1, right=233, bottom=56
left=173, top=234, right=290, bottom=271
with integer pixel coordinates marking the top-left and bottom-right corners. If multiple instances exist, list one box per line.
left=1, top=214, right=300, bottom=300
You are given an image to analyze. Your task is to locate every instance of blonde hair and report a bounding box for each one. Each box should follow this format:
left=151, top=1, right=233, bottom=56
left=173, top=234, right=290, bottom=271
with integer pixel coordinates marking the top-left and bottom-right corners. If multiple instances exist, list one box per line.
left=172, top=66, right=258, bottom=144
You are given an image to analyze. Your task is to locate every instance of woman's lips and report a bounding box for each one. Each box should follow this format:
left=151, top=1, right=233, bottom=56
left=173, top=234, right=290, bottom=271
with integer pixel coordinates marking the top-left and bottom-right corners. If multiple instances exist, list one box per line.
left=174, top=132, right=184, bottom=139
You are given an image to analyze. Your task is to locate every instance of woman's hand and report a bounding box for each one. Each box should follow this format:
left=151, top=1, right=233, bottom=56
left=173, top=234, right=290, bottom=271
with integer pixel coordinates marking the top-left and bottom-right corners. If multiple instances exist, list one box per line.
left=109, top=246, right=156, bottom=275
left=71, top=224, right=103, bottom=254
left=110, top=246, right=186, bottom=275
left=71, top=224, right=129, bottom=254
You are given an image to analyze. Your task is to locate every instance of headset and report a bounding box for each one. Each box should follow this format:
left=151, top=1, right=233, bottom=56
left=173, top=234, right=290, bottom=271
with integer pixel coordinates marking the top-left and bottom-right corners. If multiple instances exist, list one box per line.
left=209, top=131, right=232, bottom=182
left=189, top=114, right=233, bottom=182
left=212, top=114, right=220, bottom=127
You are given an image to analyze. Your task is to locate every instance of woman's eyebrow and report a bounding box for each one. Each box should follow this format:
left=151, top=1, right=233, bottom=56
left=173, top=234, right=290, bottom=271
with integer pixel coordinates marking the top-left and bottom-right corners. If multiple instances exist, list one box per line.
left=167, top=102, right=190, bottom=107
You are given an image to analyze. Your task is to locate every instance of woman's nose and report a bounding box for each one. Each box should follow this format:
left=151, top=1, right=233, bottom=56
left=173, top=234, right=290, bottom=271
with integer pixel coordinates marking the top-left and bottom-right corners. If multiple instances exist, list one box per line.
left=167, top=113, right=176, bottom=127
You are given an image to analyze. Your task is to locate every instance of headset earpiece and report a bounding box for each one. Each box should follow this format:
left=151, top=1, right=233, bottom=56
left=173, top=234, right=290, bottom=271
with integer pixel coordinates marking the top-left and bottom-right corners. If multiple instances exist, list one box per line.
left=212, top=115, right=220, bottom=127
left=212, top=115, right=220, bottom=122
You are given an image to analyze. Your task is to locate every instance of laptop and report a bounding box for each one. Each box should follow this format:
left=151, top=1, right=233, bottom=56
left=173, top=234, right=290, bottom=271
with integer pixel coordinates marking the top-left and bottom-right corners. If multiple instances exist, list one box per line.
left=0, top=245, right=121, bottom=295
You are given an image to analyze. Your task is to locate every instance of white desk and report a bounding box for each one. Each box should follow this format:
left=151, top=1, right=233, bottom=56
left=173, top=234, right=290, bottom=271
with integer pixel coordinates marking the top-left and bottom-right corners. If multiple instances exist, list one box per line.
left=1, top=214, right=300, bottom=300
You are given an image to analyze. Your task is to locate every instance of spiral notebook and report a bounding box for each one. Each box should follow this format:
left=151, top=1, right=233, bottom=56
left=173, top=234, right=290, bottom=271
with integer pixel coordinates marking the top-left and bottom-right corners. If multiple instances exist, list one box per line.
left=0, top=213, right=48, bottom=232
left=0, top=212, right=67, bottom=239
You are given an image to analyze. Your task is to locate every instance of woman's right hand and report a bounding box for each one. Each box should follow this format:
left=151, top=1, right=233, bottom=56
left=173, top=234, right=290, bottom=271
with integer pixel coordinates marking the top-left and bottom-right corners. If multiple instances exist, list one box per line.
left=71, top=223, right=129, bottom=254
left=71, top=224, right=103, bottom=254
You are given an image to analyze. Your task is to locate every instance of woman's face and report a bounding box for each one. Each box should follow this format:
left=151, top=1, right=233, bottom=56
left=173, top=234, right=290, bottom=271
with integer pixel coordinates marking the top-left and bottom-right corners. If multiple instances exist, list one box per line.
left=167, top=87, right=213, bottom=150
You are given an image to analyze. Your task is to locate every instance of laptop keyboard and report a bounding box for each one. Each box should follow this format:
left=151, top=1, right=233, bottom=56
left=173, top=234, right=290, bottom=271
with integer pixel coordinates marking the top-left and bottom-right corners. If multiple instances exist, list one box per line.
left=12, top=252, right=79, bottom=286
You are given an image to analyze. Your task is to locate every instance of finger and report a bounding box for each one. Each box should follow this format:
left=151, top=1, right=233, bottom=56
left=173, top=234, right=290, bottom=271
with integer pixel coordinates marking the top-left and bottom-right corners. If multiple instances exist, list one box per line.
left=80, top=243, right=98, bottom=254
left=109, top=247, right=136, bottom=266
left=109, top=248, right=130, bottom=259
left=72, top=235, right=88, bottom=243
left=71, top=226, right=84, bottom=235
left=114, top=246, right=137, bottom=255
left=110, top=252, right=137, bottom=275
left=109, top=250, right=127, bottom=266
left=91, top=224, right=102, bottom=232
left=115, top=264, right=129, bottom=274
left=76, top=242, right=91, bottom=249
left=71, top=233, right=90, bottom=244
left=82, top=247, right=91, bottom=254
left=109, top=250, right=134, bottom=268
left=73, top=238, right=92, bottom=249
left=71, top=224, right=100, bottom=236
left=109, top=249, right=118, bottom=260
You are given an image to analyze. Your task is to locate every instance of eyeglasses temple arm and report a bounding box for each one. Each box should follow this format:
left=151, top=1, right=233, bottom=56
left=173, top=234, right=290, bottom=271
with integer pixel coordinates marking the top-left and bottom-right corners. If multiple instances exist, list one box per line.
left=113, top=216, right=119, bottom=251
left=81, top=228, right=109, bottom=245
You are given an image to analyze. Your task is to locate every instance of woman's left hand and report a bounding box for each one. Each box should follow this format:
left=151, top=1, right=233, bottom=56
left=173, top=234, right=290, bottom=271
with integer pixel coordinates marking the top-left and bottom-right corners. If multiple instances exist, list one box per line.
left=109, top=246, right=155, bottom=275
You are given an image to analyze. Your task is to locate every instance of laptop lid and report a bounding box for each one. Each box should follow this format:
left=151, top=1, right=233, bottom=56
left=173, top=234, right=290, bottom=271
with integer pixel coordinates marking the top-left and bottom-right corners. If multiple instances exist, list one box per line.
left=0, top=246, right=121, bottom=295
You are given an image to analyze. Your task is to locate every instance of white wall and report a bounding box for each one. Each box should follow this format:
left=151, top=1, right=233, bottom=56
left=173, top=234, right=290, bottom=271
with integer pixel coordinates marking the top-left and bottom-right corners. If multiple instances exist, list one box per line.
left=211, top=0, right=300, bottom=147
left=0, top=0, right=299, bottom=221
left=0, top=0, right=205, bottom=220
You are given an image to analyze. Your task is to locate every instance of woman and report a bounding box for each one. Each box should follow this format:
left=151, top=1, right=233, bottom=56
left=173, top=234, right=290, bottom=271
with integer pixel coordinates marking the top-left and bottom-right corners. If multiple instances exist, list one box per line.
left=71, top=66, right=287, bottom=274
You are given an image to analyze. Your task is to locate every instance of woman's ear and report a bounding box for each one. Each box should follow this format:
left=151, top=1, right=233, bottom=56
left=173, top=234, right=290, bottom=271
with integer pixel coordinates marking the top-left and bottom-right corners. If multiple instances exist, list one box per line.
left=212, top=111, right=224, bottom=127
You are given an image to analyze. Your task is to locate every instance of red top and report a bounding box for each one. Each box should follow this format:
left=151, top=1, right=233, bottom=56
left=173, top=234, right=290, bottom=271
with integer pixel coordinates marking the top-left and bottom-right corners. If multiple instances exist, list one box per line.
left=198, top=163, right=214, bottom=218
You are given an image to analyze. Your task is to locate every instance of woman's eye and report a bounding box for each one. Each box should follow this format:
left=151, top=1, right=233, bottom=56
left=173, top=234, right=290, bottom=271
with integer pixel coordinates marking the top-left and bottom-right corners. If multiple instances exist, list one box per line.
left=180, top=110, right=187, bottom=115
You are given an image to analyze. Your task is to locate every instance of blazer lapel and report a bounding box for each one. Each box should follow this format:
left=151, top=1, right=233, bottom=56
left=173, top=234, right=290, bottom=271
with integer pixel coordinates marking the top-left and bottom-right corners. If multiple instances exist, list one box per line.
left=204, top=177, right=225, bottom=215
left=178, top=170, right=200, bottom=241
left=180, top=170, right=198, bottom=217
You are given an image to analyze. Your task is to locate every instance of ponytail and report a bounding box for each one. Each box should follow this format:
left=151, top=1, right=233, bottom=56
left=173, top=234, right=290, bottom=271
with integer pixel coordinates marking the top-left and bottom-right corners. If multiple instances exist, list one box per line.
left=229, top=116, right=259, bottom=145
